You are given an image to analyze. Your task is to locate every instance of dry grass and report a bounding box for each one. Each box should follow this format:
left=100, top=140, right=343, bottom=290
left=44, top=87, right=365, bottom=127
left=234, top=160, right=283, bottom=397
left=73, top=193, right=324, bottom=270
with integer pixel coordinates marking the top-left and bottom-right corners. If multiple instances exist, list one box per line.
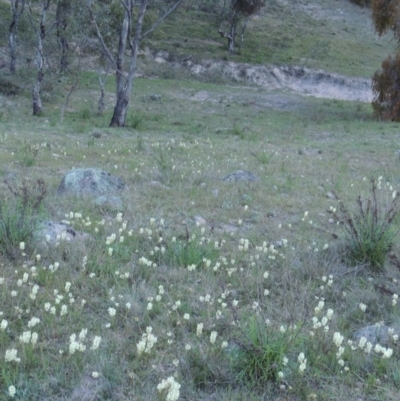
left=1, top=73, right=400, bottom=401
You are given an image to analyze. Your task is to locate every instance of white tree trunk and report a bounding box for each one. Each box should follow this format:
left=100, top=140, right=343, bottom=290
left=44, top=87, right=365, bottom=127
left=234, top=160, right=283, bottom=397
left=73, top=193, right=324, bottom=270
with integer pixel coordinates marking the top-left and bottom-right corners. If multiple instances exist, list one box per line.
left=110, top=0, right=148, bottom=127
left=8, top=0, right=25, bottom=74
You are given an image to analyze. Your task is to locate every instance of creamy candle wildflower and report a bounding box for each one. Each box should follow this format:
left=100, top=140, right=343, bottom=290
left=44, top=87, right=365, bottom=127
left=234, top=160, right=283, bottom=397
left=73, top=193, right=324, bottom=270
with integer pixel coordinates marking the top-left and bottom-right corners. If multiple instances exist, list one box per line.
left=90, top=336, right=102, bottom=351
left=196, top=323, right=203, bottom=336
left=8, top=386, right=16, bottom=398
left=28, top=317, right=40, bottom=328
left=5, top=349, right=20, bottom=363
left=157, top=377, right=181, bottom=401
left=0, top=319, right=8, bottom=331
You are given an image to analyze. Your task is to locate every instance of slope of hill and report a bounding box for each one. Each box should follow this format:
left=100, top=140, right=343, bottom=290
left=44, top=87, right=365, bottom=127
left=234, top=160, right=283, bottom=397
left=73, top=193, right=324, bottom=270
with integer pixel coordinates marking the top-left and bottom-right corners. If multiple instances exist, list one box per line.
left=142, top=0, right=395, bottom=78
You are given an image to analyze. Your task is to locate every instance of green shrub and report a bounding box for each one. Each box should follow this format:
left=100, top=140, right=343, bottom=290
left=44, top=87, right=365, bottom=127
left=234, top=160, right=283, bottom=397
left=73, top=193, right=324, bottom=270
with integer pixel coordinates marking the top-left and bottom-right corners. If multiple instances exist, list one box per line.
left=331, top=178, right=400, bottom=270
left=0, top=74, right=22, bottom=96
left=0, top=179, right=46, bottom=259
left=164, top=237, right=219, bottom=269
left=126, top=113, right=144, bottom=130
left=230, top=316, right=291, bottom=386
left=372, top=53, right=400, bottom=121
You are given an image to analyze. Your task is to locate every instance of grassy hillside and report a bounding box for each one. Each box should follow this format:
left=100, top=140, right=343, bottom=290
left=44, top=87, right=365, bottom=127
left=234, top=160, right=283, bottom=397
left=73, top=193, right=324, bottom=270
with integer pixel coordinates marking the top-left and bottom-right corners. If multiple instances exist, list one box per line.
left=1, top=1, right=400, bottom=401
left=143, top=0, right=395, bottom=77
left=0, top=0, right=395, bottom=78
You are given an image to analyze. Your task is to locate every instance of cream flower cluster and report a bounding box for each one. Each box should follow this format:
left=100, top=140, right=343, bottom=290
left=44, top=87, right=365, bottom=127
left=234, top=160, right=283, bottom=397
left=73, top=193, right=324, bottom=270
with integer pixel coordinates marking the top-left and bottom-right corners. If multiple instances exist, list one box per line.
left=298, top=352, right=307, bottom=374
left=157, top=376, right=181, bottom=401
left=19, top=330, right=38, bottom=345
left=358, top=336, right=393, bottom=358
left=137, top=327, right=157, bottom=355
left=5, top=349, right=21, bottom=363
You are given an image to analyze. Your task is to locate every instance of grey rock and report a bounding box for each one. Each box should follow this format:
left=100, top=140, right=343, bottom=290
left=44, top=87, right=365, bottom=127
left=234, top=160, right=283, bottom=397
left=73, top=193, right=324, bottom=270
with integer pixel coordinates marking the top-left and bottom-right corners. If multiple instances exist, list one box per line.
left=194, top=215, right=207, bottom=226
left=35, top=220, right=90, bottom=245
left=222, top=170, right=258, bottom=182
left=94, top=195, right=123, bottom=211
left=353, top=324, right=399, bottom=346
left=150, top=94, right=161, bottom=101
left=57, top=168, right=126, bottom=197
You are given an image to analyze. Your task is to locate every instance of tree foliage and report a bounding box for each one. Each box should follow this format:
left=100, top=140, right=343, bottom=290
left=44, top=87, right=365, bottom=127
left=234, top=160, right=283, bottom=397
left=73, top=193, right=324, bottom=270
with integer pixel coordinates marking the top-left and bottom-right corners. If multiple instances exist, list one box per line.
left=217, top=0, right=265, bottom=54
left=371, top=0, right=400, bottom=37
left=371, top=0, right=400, bottom=120
left=231, top=0, right=265, bottom=16
left=372, top=54, right=400, bottom=120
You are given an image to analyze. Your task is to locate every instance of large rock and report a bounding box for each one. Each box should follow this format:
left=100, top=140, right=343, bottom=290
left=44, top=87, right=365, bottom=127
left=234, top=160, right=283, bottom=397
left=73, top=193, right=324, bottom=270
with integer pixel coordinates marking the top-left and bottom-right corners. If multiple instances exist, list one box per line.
left=57, top=168, right=126, bottom=197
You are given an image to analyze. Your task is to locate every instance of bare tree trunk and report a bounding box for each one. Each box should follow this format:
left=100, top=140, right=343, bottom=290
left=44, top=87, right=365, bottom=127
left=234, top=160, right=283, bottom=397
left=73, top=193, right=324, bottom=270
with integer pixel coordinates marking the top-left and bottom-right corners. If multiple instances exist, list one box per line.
left=97, top=65, right=110, bottom=116
left=87, top=0, right=185, bottom=128
left=237, top=18, right=248, bottom=53
left=32, top=70, right=43, bottom=115
left=218, top=22, right=236, bottom=54
left=56, top=0, right=71, bottom=73
left=110, top=0, right=148, bottom=127
left=30, top=0, right=52, bottom=116
left=60, top=50, right=82, bottom=123
left=228, top=23, right=236, bottom=54
left=8, top=0, right=26, bottom=74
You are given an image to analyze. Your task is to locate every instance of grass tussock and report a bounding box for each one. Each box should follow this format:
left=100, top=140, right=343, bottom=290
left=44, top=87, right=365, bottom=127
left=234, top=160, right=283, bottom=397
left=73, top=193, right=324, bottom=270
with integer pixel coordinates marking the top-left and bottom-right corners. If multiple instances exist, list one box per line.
left=331, top=177, right=400, bottom=270
left=0, top=178, right=47, bottom=260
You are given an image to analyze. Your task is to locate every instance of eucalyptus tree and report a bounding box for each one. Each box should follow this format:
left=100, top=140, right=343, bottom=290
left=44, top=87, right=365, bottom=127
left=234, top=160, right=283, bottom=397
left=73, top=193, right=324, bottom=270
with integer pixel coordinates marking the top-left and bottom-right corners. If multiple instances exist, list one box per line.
left=217, top=0, right=265, bottom=54
left=55, top=0, right=72, bottom=72
left=370, top=0, right=400, bottom=120
left=87, top=0, right=186, bottom=127
left=8, top=0, right=26, bottom=74
left=25, top=0, right=55, bottom=115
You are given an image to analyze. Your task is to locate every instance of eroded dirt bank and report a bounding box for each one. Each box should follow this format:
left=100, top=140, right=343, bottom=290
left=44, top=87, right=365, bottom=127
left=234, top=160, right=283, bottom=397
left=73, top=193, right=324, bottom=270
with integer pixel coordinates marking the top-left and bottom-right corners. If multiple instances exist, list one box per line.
left=154, top=51, right=373, bottom=103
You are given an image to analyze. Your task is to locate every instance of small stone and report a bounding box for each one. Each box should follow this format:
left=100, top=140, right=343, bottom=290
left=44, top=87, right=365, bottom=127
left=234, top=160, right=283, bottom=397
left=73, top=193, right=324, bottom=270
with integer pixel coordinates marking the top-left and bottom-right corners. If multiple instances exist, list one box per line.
left=222, top=170, right=258, bottom=182
left=195, top=216, right=207, bottom=226
left=150, top=94, right=161, bottom=101
left=35, top=221, right=90, bottom=245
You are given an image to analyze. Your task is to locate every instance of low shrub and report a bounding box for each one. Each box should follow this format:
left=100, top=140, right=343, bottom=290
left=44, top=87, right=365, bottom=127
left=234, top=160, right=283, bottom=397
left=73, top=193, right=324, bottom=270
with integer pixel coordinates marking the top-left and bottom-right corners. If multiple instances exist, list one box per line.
left=330, top=177, right=400, bottom=270
left=0, top=179, right=47, bottom=259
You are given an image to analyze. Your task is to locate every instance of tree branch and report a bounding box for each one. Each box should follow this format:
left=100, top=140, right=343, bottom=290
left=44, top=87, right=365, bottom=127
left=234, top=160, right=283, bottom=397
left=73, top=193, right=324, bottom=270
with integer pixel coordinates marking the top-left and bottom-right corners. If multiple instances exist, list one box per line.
left=142, top=0, right=185, bottom=38
left=86, top=0, right=118, bottom=71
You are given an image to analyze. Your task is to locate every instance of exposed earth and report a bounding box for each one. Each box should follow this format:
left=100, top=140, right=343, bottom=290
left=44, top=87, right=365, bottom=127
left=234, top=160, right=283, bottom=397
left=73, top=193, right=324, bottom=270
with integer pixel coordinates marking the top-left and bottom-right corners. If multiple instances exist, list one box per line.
left=161, top=54, right=373, bottom=102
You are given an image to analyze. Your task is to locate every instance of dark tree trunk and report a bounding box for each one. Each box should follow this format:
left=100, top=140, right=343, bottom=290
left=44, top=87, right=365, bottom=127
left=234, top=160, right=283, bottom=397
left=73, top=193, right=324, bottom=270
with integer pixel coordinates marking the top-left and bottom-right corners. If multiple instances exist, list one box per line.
left=97, top=65, right=109, bottom=116
left=87, top=0, right=184, bottom=128
left=8, top=0, right=25, bottom=74
left=228, top=23, right=236, bottom=54
left=31, top=0, right=51, bottom=116
left=109, top=0, right=148, bottom=127
left=110, top=91, right=129, bottom=127
left=56, top=0, right=70, bottom=73
left=32, top=70, right=43, bottom=115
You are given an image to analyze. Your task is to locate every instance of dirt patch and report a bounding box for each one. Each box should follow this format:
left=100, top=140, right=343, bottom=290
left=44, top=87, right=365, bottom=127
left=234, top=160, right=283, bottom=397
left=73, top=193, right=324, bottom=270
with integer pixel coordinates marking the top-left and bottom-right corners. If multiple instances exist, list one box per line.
left=184, top=59, right=372, bottom=102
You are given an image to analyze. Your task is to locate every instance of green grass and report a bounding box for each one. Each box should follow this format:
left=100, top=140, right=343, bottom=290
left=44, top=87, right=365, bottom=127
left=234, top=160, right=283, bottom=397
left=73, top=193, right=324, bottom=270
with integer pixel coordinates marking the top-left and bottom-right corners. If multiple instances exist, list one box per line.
left=1, top=1, right=400, bottom=400
left=1, top=73, right=400, bottom=400
left=140, top=0, right=395, bottom=77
